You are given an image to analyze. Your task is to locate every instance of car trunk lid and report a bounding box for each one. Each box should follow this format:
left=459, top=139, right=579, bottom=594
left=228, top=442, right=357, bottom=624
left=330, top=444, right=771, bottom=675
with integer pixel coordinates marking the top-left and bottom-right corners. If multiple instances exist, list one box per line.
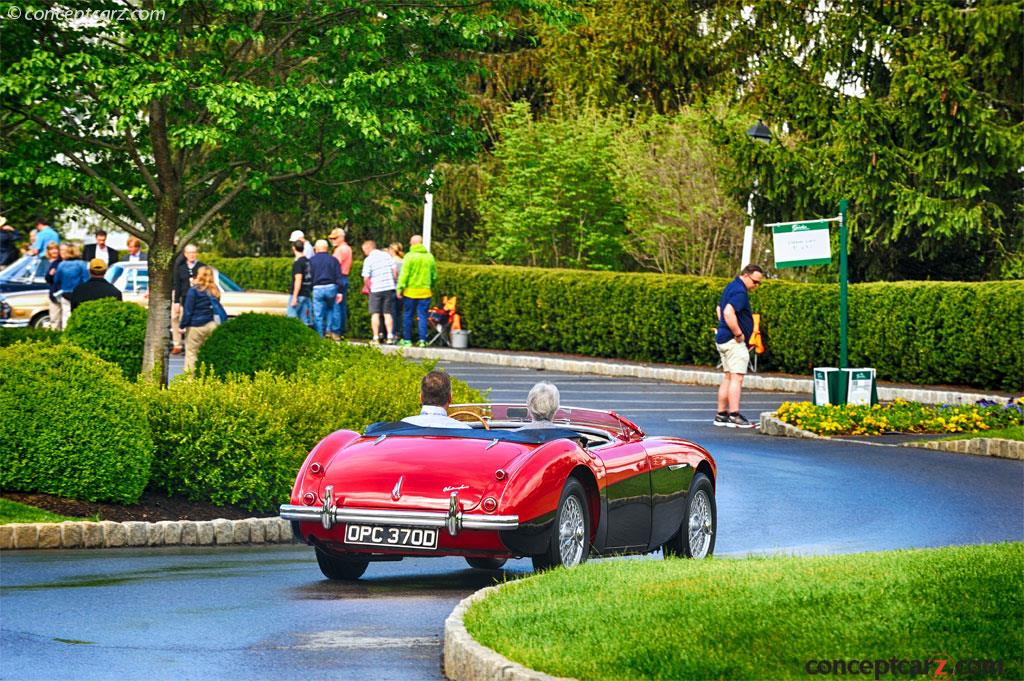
left=319, top=435, right=534, bottom=511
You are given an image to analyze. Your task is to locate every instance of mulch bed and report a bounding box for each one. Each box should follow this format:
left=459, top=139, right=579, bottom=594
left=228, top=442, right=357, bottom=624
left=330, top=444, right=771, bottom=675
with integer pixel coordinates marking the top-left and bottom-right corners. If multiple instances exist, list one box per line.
left=2, top=490, right=275, bottom=523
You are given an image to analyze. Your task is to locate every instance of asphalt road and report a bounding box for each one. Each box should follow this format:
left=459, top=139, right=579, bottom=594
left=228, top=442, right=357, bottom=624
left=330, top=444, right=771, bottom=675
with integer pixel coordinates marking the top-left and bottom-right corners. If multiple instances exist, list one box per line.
left=3, top=360, right=1022, bottom=681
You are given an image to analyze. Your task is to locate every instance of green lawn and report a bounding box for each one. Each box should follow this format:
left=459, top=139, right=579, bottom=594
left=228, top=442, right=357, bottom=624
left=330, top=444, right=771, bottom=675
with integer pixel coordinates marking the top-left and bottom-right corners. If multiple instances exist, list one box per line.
left=0, top=498, right=92, bottom=524
left=936, top=425, right=1024, bottom=442
left=465, top=544, right=1023, bottom=680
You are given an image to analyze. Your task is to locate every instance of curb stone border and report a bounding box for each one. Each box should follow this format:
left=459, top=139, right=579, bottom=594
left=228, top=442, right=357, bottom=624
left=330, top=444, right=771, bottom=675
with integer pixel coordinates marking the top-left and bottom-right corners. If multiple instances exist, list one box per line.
left=759, top=412, right=1023, bottom=460
left=444, top=583, right=576, bottom=681
left=759, top=412, right=824, bottom=439
left=378, top=344, right=1011, bottom=407
left=903, top=437, right=1023, bottom=460
left=0, top=517, right=296, bottom=551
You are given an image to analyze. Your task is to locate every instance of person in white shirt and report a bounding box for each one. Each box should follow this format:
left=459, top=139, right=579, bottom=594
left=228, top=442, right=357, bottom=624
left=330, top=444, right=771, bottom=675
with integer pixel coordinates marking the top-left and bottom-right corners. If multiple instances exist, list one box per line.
left=401, top=371, right=471, bottom=429
left=83, top=230, right=119, bottom=265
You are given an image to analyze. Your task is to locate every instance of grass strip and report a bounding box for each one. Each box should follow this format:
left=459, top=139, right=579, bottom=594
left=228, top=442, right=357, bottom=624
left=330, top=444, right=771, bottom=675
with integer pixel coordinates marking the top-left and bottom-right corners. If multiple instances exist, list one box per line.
left=0, top=498, right=91, bottom=524
left=465, top=544, right=1023, bottom=680
left=933, top=425, right=1024, bottom=442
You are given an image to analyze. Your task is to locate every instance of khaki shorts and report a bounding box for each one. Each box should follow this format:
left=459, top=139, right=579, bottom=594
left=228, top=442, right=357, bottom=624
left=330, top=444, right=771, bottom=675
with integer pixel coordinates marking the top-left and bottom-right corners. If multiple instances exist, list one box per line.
left=716, top=339, right=750, bottom=374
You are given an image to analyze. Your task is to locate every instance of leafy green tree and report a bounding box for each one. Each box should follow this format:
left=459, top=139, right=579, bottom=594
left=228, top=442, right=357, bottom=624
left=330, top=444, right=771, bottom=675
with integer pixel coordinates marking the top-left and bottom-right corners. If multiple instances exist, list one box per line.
left=478, top=102, right=627, bottom=269
left=613, top=107, right=747, bottom=275
left=0, top=0, right=569, bottom=379
left=539, top=0, right=739, bottom=113
left=714, top=0, right=1023, bottom=280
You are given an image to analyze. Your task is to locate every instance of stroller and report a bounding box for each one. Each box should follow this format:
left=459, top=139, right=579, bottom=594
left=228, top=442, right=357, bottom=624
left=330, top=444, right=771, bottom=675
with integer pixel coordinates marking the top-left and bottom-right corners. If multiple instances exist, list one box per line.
left=427, top=296, right=462, bottom=346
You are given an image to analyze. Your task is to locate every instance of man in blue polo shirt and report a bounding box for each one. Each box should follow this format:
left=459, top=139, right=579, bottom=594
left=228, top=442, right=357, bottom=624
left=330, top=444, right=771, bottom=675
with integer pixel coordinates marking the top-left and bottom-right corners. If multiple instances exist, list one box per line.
left=713, top=264, right=765, bottom=428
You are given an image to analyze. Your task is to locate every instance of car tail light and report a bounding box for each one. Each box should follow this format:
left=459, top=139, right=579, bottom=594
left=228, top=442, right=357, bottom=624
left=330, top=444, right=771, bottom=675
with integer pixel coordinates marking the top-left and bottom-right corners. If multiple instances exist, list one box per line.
left=494, top=469, right=506, bottom=481
left=309, top=463, right=323, bottom=475
left=302, top=492, right=317, bottom=505
left=482, top=497, right=497, bottom=512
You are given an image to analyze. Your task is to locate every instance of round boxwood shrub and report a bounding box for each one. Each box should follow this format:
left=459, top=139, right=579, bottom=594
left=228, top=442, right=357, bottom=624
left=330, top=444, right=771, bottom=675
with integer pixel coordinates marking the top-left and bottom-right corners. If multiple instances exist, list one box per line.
left=63, top=298, right=147, bottom=380
left=196, top=313, right=325, bottom=377
left=0, top=342, right=154, bottom=503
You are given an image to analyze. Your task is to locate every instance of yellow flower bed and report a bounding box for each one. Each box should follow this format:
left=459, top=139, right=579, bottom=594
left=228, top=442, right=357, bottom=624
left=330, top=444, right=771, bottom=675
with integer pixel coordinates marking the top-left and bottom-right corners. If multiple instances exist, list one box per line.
left=776, top=398, right=1023, bottom=437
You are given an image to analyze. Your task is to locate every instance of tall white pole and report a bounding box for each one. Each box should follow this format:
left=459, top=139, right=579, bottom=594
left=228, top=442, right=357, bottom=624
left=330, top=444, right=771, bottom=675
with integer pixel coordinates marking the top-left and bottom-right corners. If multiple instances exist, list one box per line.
left=741, top=179, right=757, bottom=269
left=422, top=172, right=434, bottom=252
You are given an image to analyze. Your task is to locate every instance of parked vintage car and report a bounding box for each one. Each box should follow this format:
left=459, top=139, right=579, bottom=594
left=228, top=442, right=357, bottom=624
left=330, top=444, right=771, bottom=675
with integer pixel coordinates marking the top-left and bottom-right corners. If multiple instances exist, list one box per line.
left=0, top=261, right=289, bottom=328
left=280, top=404, right=717, bottom=580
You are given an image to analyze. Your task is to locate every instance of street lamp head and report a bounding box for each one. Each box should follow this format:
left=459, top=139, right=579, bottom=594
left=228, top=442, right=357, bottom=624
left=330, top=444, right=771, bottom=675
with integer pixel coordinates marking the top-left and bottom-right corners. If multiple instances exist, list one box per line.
left=746, top=119, right=772, bottom=143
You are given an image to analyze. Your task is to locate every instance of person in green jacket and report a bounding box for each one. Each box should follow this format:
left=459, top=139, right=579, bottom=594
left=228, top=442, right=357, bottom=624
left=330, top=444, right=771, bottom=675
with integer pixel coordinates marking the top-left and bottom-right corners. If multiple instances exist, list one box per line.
left=396, top=235, right=437, bottom=346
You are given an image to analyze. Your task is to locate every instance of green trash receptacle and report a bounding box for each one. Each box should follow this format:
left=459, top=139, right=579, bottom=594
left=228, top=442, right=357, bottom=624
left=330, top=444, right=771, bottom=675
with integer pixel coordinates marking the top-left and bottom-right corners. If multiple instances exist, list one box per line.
left=813, top=367, right=845, bottom=405
left=842, top=367, right=878, bottom=406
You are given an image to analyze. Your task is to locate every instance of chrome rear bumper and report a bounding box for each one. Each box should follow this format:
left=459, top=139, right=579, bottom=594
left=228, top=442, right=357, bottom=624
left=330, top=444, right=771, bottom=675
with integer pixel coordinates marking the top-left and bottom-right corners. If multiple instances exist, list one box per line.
left=280, top=486, right=518, bottom=536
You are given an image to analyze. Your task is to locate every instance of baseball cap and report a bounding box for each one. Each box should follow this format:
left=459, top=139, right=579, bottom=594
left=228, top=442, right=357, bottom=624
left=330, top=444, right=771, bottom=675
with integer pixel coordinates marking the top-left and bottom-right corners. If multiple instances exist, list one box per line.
left=89, top=258, right=108, bottom=274
left=329, top=228, right=344, bottom=240
left=289, top=230, right=305, bottom=241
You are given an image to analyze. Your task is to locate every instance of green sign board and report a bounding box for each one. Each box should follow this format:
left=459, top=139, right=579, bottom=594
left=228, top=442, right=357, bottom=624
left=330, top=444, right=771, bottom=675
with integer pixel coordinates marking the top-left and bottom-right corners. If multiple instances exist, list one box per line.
left=771, top=219, right=833, bottom=268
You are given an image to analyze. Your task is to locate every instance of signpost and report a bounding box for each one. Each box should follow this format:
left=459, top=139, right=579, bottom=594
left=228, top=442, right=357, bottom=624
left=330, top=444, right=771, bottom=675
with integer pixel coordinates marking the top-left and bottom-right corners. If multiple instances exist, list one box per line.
left=770, top=218, right=834, bottom=268
left=766, top=201, right=850, bottom=369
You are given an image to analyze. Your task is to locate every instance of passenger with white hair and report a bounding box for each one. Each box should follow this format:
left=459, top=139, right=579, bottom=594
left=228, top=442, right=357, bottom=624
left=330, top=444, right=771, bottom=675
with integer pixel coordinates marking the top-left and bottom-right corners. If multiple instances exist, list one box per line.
left=515, top=382, right=561, bottom=430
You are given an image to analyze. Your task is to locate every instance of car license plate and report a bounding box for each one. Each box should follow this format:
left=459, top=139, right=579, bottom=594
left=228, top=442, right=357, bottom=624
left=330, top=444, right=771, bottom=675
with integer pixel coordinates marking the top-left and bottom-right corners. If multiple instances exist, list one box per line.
left=344, top=524, right=439, bottom=551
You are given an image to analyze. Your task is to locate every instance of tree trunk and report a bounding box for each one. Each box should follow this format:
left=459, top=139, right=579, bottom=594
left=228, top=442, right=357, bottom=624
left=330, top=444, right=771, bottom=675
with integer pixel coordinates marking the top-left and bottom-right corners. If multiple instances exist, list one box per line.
left=141, top=204, right=179, bottom=385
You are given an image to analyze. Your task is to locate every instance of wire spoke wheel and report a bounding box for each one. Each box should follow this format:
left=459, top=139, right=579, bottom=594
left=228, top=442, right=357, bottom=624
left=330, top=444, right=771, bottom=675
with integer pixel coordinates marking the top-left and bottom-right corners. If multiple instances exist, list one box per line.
left=662, top=472, right=716, bottom=560
left=533, top=477, right=590, bottom=572
left=558, top=494, right=586, bottom=567
left=687, top=489, right=713, bottom=559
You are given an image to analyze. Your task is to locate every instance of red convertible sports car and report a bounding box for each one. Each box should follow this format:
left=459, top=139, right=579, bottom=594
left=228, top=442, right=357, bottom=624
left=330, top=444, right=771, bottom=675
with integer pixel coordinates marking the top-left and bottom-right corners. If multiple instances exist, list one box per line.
left=280, top=404, right=717, bottom=580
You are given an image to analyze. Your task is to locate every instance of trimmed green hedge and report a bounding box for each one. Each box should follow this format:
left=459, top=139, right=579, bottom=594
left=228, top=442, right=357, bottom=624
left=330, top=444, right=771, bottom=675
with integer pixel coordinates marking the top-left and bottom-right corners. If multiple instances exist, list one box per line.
left=63, top=298, right=148, bottom=380
left=209, top=257, right=1023, bottom=390
left=197, top=313, right=326, bottom=378
left=0, top=342, right=153, bottom=503
left=0, top=327, right=59, bottom=347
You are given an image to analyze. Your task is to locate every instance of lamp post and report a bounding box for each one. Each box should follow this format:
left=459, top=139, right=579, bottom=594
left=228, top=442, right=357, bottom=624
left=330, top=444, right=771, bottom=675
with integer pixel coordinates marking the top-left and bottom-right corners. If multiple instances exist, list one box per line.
left=422, top=171, right=434, bottom=252
left=742, top=119, right=772, bottom=268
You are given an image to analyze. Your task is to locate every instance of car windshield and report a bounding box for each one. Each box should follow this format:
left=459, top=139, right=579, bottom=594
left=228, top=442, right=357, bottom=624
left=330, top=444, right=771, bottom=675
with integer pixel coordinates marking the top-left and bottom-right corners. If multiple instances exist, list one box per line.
left=464, top=404, right=645, bottom=440
left=104, top=263, right=149, bottom=292
left=104, top=263, right=126, bottom=284
left=0, top=256, right=44, bottom=283
left=217, top=272, right=243, bottom=292
left=101, top=265, right=243, bottom=293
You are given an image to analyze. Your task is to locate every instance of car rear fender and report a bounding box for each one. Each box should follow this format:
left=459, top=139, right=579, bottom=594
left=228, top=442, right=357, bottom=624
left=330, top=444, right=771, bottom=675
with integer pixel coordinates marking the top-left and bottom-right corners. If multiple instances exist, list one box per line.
left=290, top=430, right=362, bottom=503
left=498, top=438, right=596, bottom=525
left=496, top=441, right=601, bottom=556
